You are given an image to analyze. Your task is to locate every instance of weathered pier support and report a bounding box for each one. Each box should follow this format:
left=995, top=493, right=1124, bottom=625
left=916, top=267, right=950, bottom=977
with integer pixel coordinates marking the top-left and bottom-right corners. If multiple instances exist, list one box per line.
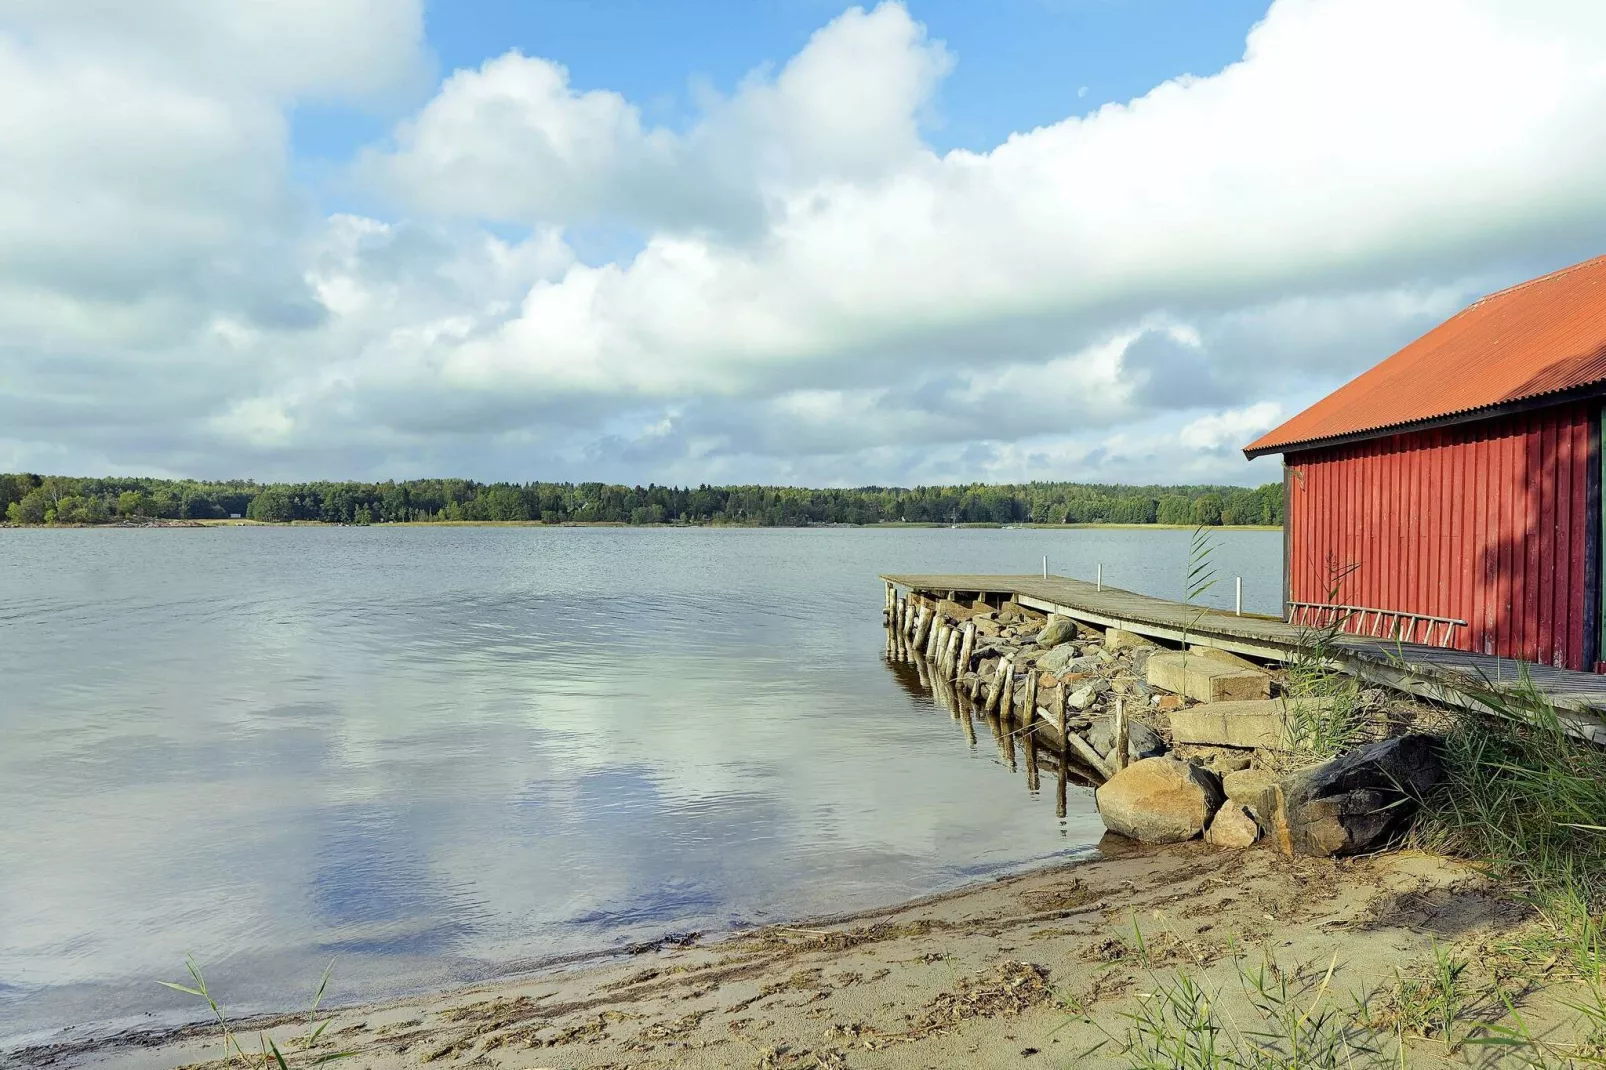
left=882, top=574, right=1467, bottom=858
left=883, top=571, right=1606, bottom=742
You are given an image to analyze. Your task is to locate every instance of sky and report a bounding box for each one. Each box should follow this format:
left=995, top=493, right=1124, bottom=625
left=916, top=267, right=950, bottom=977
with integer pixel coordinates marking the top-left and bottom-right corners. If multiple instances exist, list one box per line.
left=4, top=1, right=1606, bottom=489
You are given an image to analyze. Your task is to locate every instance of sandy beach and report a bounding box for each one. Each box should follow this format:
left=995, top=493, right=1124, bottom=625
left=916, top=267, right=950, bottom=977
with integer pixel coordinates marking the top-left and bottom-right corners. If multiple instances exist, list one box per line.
left=21, top=837, right=1597, bottom=1070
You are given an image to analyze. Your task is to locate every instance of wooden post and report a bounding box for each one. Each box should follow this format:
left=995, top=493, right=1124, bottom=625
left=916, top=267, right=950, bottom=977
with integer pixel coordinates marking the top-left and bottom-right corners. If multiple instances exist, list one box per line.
left=1113, top=695, right=1130, bottom=772
left=912, top=606, right=931, bottom=651
left=1054, top=676, right=1068, bottom=737
left=984, top=657, right=1010, bottom=715
left=928, top=620, right=945, bottom=660
left=942, top=627, right=961, bottom=678
left=1022, top=670, right=1039, bottom=732
left=957, top=622, right=976, bottom=682
left=1055, top=751, right=1068, bottom=819
left=1024, top=719, right=1040, bottom=792
left=999, top=661, right=1016, bottom=724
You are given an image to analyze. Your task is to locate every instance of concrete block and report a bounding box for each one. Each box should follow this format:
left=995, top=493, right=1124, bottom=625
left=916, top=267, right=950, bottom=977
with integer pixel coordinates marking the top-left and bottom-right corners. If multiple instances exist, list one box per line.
left=1146, top=651, right=1270, bottom=704
left=1106, top=628, right=1152, bottom=651
left=1172, top=696, right=1340, bottom=748
left=1188, top=645, right=1268, bottom=673
left=1170, top=698, right=1293, bottom=748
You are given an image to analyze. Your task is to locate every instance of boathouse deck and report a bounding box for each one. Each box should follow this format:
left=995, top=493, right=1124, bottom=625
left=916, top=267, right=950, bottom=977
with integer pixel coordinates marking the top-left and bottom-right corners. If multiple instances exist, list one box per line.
left=881, top=572, right=1606, bottom=742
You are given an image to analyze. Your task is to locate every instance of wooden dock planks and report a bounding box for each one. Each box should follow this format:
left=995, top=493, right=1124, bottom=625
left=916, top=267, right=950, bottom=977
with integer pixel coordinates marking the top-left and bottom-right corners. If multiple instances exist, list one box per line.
left=882, top=572, right=1606, bottom=740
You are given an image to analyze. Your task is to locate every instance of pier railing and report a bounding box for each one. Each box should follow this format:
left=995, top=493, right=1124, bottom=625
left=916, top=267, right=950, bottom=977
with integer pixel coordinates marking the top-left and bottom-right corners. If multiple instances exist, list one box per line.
left=1286, top=601, right=1467, bottom=649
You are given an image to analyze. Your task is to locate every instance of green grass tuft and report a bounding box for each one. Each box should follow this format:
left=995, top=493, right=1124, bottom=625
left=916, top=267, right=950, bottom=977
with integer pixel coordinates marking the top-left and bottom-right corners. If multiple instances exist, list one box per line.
left=1413, top=677, right=1606, bottom=979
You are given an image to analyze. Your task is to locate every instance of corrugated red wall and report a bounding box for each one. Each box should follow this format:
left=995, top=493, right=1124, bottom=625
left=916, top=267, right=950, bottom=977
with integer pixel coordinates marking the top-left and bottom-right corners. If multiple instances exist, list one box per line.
left=1286, top=402, right=1597, bottom=669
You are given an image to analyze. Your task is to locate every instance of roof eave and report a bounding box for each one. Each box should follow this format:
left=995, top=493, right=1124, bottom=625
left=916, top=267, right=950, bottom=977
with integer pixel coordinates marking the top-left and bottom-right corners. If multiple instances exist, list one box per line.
left=1241, top=380, right=1606, bottom=460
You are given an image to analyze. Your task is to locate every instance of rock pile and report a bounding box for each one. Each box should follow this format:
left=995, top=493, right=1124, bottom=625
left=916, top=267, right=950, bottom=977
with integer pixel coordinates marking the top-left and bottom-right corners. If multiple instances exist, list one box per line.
left=886, top=590, right=1441, bottom=857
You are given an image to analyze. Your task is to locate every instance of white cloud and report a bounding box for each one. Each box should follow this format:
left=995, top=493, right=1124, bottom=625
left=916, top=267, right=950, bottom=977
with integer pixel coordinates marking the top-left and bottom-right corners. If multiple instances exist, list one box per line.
left=1180, top=403, right=1284, bottom=452
left=364, top=3, right=951, bottom=233
left=4, top=0, right=1606, bottom=485
left=0, top=0, right=428, bottom=101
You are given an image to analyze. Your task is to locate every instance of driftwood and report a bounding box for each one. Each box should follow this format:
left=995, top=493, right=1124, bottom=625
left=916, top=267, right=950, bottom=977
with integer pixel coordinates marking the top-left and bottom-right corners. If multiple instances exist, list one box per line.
left=1064, top=729, right=1115, bottom=781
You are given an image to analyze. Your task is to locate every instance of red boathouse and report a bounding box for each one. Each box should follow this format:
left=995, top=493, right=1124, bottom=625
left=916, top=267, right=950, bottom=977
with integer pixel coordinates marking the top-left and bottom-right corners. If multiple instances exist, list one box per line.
left=1244, top=254, right=1606, bottom=671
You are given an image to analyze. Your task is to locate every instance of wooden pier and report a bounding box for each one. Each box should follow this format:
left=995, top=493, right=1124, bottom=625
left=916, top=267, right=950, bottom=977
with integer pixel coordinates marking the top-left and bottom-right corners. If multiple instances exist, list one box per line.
left=882, top=572, right=1606, bottom=743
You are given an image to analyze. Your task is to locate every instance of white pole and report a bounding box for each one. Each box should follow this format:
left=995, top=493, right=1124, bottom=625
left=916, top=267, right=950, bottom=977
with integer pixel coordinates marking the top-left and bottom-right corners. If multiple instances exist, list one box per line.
left=1235, top=576, right=1243, bottom=616
left=1042, top=555, right=1048, bottom=579
left=1096, top=564, right=1102, bottom=591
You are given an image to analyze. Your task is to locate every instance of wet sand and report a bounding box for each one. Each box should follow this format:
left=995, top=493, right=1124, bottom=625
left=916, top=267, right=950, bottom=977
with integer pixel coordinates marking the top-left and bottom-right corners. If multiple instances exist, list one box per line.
left=21, top=839, right=1590, bottom=1070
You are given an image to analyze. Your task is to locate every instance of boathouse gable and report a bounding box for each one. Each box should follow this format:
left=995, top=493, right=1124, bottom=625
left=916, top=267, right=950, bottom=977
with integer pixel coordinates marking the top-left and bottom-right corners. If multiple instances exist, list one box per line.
left=1245, top=254, right=1606, bottom=671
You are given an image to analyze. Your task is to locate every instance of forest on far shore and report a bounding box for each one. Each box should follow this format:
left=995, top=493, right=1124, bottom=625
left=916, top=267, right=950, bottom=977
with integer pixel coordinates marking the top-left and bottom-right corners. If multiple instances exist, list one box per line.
left=0, top=474, right=1282, bottom=528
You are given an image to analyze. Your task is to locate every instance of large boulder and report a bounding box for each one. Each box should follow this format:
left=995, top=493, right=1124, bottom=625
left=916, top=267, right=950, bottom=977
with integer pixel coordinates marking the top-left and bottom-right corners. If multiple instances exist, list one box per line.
left=1221, top=767, right=1278, bottom=808
left=1036, top=614, right=1078, bottom=647
left=1096, top=757, right=1224, bottom=844
left=1280, top=734, right=1442, bottom=856
left=1146, top=651, right=1271, bottom=703
left=1205, top=804, right=1260, bottom=848
left=1044, top=654, right=1103, bottom=678
left=1067, top=680, right=1109, bottom=710
left=1088, top=714, right=1167, bottom=760
left=1035, top=644, right=1085, bottom=674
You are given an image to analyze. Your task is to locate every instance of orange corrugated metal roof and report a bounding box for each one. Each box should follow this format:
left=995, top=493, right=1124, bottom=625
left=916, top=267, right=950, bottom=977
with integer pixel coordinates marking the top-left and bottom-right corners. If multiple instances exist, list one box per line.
left=1244, top=254, right=1606, bottom=457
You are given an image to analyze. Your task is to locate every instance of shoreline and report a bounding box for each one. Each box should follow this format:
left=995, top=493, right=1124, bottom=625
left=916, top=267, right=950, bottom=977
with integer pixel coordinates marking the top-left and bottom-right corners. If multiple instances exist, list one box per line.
left=0, top=520, right=1284, bottom=532
left=13, top=840, right=1584, bottom=1070
left=2, top=846, right=1100, bottom=1063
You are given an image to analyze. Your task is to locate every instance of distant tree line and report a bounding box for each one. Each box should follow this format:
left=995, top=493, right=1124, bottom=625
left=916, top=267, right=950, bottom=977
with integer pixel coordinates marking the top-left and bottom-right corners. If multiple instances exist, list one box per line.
left=0, top=473, right=1283, bottom=528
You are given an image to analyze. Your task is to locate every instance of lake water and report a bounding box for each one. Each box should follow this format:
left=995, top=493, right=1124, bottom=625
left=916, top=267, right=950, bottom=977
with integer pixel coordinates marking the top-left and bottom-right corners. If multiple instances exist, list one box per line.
left=0, top=525, right=1281, bottom=1045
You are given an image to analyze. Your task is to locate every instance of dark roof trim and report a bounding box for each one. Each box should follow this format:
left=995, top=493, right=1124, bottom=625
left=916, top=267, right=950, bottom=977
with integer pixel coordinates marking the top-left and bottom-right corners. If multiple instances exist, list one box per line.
left=1243, top=379, right=1606, bottom=459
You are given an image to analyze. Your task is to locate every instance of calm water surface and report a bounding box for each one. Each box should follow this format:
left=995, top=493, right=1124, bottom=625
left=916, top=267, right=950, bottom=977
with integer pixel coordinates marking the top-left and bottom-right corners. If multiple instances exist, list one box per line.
left=0, top=526, right=1281, bottom=1043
